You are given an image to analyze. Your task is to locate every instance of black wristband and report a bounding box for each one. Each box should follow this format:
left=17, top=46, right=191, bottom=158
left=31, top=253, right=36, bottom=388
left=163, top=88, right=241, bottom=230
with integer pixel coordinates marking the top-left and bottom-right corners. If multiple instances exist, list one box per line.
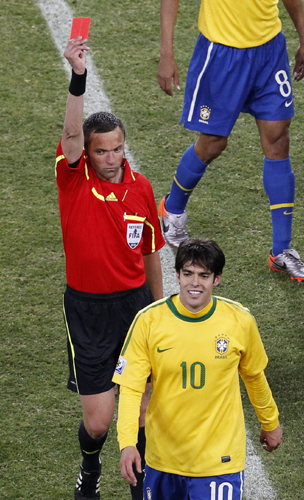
left=69, top=69, right=87, bottom=96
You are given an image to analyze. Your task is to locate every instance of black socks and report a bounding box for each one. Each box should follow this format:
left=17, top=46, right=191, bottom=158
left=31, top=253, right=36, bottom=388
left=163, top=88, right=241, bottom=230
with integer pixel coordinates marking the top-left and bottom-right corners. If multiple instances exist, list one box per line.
left=78, top=420, right=108, bottom=471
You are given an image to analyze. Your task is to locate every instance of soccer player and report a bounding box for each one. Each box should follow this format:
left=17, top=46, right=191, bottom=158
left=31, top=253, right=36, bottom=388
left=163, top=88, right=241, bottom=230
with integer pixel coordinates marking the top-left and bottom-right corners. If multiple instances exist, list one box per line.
left=157, top=0, right=304, bottom=281
left=56, top=37, right=165, bottom=500
left=113, top=238, right=282, bottom=500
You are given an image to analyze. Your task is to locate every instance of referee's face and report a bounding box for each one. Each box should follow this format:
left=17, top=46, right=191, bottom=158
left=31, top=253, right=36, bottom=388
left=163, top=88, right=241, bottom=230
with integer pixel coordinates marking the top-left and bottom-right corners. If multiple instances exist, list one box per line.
left=87, top=127, right=125, bottom=182
left=177, top=262, right=221, bottom=313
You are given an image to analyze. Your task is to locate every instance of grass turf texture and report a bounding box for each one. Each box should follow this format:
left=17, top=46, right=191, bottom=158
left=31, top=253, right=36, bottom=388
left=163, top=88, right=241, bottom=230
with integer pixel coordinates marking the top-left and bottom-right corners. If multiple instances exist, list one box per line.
left=1, top=0, right=304, bottom=498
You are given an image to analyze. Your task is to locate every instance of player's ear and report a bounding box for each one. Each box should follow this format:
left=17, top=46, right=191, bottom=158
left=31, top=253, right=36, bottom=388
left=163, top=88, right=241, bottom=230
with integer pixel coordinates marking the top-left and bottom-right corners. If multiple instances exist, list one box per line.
left=176, top=272, right=181, bottom=284
left=213, top=274, right=221, bottom=287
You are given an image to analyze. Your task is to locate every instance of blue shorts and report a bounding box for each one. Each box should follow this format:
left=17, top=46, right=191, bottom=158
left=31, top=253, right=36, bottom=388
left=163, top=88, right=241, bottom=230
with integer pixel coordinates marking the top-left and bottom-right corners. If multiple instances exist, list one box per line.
left=144, top=465, right=244, bottom=500
left=181, top=31, right=294, bottom=136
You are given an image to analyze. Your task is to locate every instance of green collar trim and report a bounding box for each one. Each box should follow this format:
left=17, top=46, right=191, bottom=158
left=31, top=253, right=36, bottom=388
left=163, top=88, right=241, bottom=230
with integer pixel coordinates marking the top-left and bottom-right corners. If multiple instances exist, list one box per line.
left=166, top=295, right=217, bottom=322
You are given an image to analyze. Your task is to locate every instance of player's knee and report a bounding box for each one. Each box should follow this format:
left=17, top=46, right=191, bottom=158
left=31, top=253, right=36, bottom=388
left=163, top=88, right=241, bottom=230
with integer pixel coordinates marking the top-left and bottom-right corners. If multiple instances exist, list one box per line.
left=195, top=134, right=228, bottom=162
left=278, top=131, right=289, bottom=150
left=260, top=120, right=291, bottom=159
left=264, top=133, right=290, bottom=159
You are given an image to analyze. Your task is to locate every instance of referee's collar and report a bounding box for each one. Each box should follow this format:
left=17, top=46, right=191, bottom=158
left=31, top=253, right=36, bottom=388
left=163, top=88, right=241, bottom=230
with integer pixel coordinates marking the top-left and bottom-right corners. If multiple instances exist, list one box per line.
left=121, top=158, right=137, bottom=183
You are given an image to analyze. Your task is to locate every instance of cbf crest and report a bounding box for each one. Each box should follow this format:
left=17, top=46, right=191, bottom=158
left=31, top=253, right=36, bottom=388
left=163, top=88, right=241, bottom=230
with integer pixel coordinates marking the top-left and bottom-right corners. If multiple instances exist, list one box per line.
left=200, top=106, right=211, bottom=121
left=127, top=223, right=143, bottom=249
left=215, top=334, right=229, bottom=358
left=146, top=487, right=152, bottom=500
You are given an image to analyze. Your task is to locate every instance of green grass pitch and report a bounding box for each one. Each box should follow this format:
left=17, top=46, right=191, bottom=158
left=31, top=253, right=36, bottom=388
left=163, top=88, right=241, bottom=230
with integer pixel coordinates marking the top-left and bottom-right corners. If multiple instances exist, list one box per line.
left=1, top=1, right=304, bottom=498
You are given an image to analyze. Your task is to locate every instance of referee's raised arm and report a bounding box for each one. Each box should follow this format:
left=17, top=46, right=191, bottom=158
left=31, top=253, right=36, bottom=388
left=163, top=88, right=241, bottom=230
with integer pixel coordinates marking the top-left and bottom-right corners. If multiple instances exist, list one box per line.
left=62, top=37, right=89, bottom=164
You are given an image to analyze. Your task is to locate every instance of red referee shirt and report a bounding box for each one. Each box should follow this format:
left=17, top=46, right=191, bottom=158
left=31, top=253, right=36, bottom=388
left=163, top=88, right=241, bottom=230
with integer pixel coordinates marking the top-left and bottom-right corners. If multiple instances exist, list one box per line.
left=56, top=142, right=165, bottom=294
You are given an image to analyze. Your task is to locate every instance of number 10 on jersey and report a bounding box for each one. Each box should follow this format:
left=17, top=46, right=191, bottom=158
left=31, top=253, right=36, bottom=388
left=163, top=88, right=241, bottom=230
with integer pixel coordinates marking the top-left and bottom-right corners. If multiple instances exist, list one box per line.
left=180, top=361, right=205, bottom=389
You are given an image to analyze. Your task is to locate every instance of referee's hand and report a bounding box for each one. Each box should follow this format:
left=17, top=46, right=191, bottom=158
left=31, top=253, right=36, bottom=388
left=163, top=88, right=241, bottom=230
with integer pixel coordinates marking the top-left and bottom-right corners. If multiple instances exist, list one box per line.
left=64, top=37, right=89, bottom=75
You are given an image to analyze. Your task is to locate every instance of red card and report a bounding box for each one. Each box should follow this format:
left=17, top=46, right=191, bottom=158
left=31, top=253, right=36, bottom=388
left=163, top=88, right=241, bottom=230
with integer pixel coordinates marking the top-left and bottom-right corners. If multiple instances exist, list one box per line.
left=70, top=17, right=91, bottom=40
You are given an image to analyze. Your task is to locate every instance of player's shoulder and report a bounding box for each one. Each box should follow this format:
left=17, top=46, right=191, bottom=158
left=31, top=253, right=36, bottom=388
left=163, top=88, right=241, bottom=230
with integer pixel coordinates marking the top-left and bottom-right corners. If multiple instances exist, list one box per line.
left=131, top=297, right=169, bottom=324
left=215, top=295, right=253, bottom=320
left=137, top=297, right=169, bottom=317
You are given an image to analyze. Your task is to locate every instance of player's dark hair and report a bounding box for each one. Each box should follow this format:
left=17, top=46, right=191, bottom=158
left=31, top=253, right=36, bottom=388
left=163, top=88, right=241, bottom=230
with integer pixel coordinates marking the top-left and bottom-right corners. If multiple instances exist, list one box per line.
left=175, top=238, right=225, bottom=278
left=83, top=111, right=126, bottom=150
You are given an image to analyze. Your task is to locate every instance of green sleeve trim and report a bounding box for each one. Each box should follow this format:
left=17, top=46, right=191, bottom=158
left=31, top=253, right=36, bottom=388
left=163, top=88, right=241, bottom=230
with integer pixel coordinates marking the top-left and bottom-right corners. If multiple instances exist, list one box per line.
left=215, top=296, right=250, bottom=313
left=121, top=298, right=168, bottom=355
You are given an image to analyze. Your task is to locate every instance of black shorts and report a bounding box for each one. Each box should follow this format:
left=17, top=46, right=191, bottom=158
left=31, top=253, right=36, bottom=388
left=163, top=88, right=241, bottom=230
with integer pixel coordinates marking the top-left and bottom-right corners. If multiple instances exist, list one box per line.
left=63, top=283, right=154, bottom=395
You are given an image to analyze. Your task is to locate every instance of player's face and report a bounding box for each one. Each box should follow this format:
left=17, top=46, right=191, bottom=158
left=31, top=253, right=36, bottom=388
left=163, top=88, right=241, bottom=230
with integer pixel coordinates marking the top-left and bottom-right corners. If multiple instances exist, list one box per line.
left=176, top=262, right=221, bottom=313
left=87, top=127, right=125, bottom=182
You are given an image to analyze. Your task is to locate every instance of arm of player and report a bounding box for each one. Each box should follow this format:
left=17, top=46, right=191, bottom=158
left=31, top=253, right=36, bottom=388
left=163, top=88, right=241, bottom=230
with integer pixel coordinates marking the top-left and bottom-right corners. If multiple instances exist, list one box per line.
left=241, top=370, right=282, bottom=452
left=117, top=386, right=143, bottom=486
left=282, top=0, right=304, bottom=81
left=157, top=0, right=181, bottom=96
left=143, top=251, right=163, bottom=300
left=260, top=424, right=283, bottom=452
left=62, top=37, right=89, bottom=163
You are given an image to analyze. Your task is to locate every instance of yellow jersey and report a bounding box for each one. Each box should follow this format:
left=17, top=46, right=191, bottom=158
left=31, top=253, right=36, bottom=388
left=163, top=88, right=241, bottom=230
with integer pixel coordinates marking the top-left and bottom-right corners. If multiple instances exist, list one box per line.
left=198, top=0, right=282, bottom=48
left=113, top=294, right=279, bottom=477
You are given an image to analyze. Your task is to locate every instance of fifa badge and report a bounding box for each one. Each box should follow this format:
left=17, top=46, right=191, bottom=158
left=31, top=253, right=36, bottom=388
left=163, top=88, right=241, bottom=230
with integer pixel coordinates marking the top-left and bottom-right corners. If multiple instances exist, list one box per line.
left=127, top=223, right=144, bottom=249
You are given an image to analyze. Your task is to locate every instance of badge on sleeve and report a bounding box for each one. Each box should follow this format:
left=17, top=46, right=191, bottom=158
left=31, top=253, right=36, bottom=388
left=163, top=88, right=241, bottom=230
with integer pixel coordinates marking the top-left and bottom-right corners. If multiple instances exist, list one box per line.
left=115, top=356, right=128, bottom=376
left=127, top=223, right=144, bottom=249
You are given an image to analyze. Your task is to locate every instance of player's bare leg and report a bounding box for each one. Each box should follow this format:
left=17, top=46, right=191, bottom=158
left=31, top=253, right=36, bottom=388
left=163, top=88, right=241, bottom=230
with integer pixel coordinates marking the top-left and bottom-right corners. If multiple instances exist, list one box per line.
left=256, top=118, right=290, bottom=159
left=194, top=132, right=228, bottom=163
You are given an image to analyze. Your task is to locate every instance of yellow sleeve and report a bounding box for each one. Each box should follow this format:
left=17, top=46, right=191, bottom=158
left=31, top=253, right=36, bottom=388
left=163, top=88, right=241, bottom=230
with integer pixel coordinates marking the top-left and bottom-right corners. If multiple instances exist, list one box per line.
left=112, top=310, right=151, bottom=392
left=117, top=385, right=143, bottom=451
left=241, top=370, right=279, bottom=431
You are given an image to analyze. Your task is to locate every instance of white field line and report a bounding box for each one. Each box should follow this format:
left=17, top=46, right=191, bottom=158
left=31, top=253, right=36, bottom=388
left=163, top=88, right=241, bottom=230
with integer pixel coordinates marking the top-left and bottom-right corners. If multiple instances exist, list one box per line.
left=37, top=1, right=278, bottom=498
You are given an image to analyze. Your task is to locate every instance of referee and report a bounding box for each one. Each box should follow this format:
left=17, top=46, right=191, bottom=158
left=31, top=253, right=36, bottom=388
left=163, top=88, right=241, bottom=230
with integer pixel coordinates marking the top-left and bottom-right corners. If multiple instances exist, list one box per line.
left=55, top=37, right=165, bottom=500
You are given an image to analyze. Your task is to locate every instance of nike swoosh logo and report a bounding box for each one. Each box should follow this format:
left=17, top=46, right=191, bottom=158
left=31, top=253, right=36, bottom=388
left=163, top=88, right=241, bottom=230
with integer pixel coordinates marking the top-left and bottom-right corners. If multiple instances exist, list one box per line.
left=157, top=347, right=173, bottom=353
left=285, top=100, right=293, bottom=107
left=278, top=262, right=287, bottom=270
left=272, top=258, right=287, bottom=270
left=284, top=210, right=293, bottom=215
left=162, top=223, right=169, bottom=233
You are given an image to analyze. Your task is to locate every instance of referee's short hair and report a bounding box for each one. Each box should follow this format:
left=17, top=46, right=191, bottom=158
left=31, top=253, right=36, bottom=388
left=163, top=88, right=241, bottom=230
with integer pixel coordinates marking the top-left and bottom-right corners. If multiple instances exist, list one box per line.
left=175, top=238, right=225, bottom=277
left=83, top=111, right=126, bottom=150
